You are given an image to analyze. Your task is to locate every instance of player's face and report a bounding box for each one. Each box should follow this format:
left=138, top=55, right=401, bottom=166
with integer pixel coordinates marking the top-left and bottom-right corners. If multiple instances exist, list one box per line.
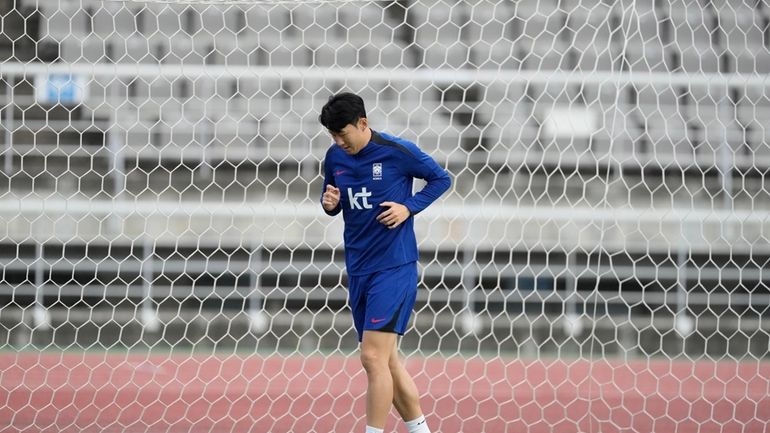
left=330, top=118, right=370, bottom=155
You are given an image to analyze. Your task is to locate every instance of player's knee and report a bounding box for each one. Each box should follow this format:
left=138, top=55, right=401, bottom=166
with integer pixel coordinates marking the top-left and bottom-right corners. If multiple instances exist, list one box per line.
left=360, top=347, right=388, bottom=373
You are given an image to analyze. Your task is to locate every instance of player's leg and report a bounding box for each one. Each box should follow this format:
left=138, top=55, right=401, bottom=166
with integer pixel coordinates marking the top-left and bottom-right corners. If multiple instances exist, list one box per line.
left=384, top=264, right=432, bottom=433
left=389, top=339, right=423, bottom=417
left=349, top=273, right=391, bottom=431
left=358, top=262, right=420, bottom=432
left=360, top=330, right=398, bottom=430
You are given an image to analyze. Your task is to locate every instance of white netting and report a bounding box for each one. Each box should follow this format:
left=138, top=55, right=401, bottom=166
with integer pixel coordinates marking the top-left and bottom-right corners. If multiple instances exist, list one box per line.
left=1, top=1, right=769, bottom=432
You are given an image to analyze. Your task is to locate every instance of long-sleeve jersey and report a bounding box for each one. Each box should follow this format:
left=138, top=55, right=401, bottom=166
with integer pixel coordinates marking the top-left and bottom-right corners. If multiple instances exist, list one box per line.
left=321, top=130, right=451, bottom=276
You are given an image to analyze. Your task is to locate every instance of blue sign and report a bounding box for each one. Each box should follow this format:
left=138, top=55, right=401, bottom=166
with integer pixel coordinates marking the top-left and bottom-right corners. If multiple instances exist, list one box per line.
left=35, top=73, right=86, bottom=105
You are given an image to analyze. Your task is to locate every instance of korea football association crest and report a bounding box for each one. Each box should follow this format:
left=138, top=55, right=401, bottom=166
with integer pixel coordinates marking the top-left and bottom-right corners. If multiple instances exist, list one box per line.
left=372, top=163, right=383, bottom=180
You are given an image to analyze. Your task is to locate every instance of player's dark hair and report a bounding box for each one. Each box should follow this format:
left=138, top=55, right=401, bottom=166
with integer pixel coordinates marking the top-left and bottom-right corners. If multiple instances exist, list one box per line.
left=319, top=92, right=367, bottom=133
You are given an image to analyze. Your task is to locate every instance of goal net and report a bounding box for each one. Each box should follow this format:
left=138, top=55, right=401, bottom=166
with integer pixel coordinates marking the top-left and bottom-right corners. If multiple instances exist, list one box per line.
left=1, top=0, right=769, bottom=432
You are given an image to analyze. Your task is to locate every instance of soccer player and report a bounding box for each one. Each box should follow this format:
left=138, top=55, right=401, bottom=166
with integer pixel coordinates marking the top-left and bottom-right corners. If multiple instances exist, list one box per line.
left=319, top=92, right=451, bottom=433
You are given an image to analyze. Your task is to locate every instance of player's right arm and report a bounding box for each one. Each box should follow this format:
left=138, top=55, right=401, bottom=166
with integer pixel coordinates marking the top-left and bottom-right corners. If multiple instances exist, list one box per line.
left=321, top=150, right=342, bottom=216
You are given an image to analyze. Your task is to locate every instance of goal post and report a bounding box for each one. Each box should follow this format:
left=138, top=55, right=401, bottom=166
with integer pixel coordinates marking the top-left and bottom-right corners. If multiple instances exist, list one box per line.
left=1, top=1, right=769, bottom=432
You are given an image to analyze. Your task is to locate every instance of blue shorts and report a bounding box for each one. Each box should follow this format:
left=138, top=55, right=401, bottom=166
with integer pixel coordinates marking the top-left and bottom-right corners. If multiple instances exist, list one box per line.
left=348, top=262, right=418, bottom=342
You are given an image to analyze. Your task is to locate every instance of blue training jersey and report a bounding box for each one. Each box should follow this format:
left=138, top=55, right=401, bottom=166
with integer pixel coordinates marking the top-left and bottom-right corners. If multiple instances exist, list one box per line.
left=321, top=130, right=451, bottom=276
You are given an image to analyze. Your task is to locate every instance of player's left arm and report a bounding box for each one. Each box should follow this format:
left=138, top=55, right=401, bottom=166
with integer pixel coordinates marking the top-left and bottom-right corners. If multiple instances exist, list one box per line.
left=400, top=144, right=451, bottom=214
left=377, top=143, right=451, bottom=228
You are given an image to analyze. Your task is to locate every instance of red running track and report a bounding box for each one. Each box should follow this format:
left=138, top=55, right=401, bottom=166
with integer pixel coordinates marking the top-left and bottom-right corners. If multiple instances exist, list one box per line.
left=1, top=352, right=768, bottom=433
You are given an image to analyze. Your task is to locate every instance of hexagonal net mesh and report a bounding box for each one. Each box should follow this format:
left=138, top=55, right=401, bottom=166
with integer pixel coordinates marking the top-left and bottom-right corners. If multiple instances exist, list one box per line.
left=1, top=0, right=769, bottom=432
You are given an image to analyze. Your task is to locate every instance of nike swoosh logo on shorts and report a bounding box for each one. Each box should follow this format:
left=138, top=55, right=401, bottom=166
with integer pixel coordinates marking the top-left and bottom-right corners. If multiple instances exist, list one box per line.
left=371, top=318, right=387, bottom=323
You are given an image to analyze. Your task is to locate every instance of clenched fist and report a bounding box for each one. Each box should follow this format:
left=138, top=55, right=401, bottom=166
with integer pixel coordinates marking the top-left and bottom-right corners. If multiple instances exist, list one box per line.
left=322, top=184, right=341, bottom=211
